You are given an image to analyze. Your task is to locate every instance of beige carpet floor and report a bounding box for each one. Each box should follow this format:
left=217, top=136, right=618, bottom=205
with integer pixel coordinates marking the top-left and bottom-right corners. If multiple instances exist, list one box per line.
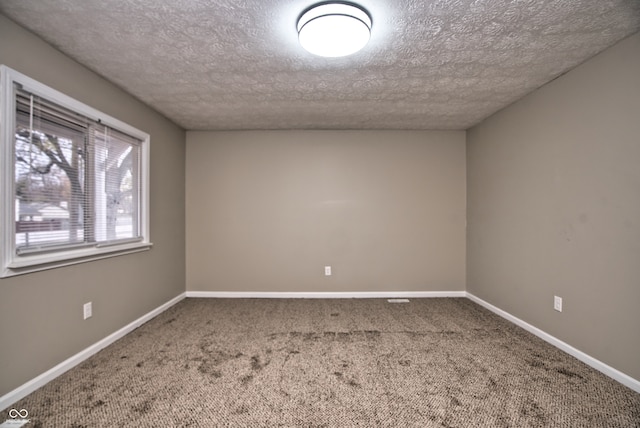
left=4, top=298, right=640, bottom=427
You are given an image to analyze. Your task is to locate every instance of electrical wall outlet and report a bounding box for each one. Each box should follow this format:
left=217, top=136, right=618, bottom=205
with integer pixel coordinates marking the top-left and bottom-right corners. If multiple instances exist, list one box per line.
left=83, top=302, right=92, bottom=320
left=324, top=266, right=332, bottom=276
left=553, top=296, right=562, bottom=312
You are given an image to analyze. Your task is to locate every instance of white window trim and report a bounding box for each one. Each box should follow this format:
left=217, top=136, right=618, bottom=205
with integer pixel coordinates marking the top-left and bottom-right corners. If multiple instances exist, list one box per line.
left=1, top=65, right=152, bottom=278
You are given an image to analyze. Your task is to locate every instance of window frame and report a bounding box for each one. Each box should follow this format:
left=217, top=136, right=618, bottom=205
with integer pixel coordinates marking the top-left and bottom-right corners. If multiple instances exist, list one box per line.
left=1, top=65, right=151, bottom=278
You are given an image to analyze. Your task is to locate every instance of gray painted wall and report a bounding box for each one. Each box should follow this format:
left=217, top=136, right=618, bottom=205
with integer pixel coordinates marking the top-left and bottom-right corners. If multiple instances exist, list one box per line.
left=186, top=130, right=466, bottom=293
left=0, top=16, right=186, bottom=396
left=467, top=32, right=640, bottom=380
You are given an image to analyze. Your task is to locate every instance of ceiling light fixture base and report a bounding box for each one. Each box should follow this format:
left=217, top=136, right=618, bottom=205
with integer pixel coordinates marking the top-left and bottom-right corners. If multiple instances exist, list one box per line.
left=297, top=2, right=372, bottom=58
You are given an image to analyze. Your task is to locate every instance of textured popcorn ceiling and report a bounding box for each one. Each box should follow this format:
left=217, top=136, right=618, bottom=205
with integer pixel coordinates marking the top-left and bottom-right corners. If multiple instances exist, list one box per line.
left=1, top=0, right=639, bottom=130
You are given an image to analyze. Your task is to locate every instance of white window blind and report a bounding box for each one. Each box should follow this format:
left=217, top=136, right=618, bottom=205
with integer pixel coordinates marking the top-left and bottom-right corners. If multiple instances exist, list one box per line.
left=14, top=88, right=143, bottom=254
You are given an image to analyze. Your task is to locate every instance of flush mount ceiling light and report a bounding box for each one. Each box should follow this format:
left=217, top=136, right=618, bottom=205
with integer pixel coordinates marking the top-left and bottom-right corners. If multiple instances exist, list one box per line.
left=297, top=2, right=372, bottom=58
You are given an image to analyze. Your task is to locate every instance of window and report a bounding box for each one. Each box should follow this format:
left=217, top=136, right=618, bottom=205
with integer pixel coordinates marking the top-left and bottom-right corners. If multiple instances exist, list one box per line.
left=1, top=65, right=151, bottom=277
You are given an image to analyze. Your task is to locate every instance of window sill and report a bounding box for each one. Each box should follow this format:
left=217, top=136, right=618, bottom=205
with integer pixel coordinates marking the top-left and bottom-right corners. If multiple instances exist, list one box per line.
left=1, top=242, right=153, bottom=278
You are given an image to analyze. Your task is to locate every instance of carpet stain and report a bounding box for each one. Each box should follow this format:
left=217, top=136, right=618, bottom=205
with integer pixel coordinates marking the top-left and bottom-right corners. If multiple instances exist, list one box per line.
left=527, top=359, right=546, bottom=369
left=304, top=332, right=320, bottom=341
left=80, top=382, right=96, bottom=392
left=136, top=361, right=144, bottom=367
left=520, top=400, right=547, bottom=425
left=333, top=371, right=360, bottom=388
left=331, top=313, right=339, bottom=317
left=90, top=399, right=105, bottom=409
left=487, top=377, right=498, bottom=391
left=276, top=330, right=383, bottom=343
left=132, top=399, right=154, bottom=414
left=197, top=349, right=245, bottom=378
left=251, top=355, right=270, bottom=371
left=337, top=332, right=351, bottom=342
left=198, top=348, right=241, bottom=366
left=82, top=394, right=106, bottom=411
left=555, top=367, right=584, bottom=379
left=165, top=318, right=176, bottom=324
left=399, top=359, right=411, bottom=366
left=364, top=330, right=381, bottom=339
left=198, top=361, right=223, bottom=378
left=281, top=349, right=300, bottom=366
left=439, top=330, right=463, bottom=337
left=233, top=405, right=249, bottom=414
left=240, top=374, right=254, bottom=385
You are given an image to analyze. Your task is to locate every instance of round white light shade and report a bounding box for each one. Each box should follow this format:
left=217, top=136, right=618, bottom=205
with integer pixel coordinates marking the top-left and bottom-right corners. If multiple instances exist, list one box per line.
left=297, top=3, right=372, bottom=57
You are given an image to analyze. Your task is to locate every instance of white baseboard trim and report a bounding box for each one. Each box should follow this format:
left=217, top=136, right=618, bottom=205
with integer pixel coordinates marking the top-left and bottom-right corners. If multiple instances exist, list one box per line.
left=466, top=292, right=640, bottom=394
left=4, top=290, right=637, bottom=410
left=185, top=291, right=467, bottom=299
left=0, top=292, right=186, bottom=411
